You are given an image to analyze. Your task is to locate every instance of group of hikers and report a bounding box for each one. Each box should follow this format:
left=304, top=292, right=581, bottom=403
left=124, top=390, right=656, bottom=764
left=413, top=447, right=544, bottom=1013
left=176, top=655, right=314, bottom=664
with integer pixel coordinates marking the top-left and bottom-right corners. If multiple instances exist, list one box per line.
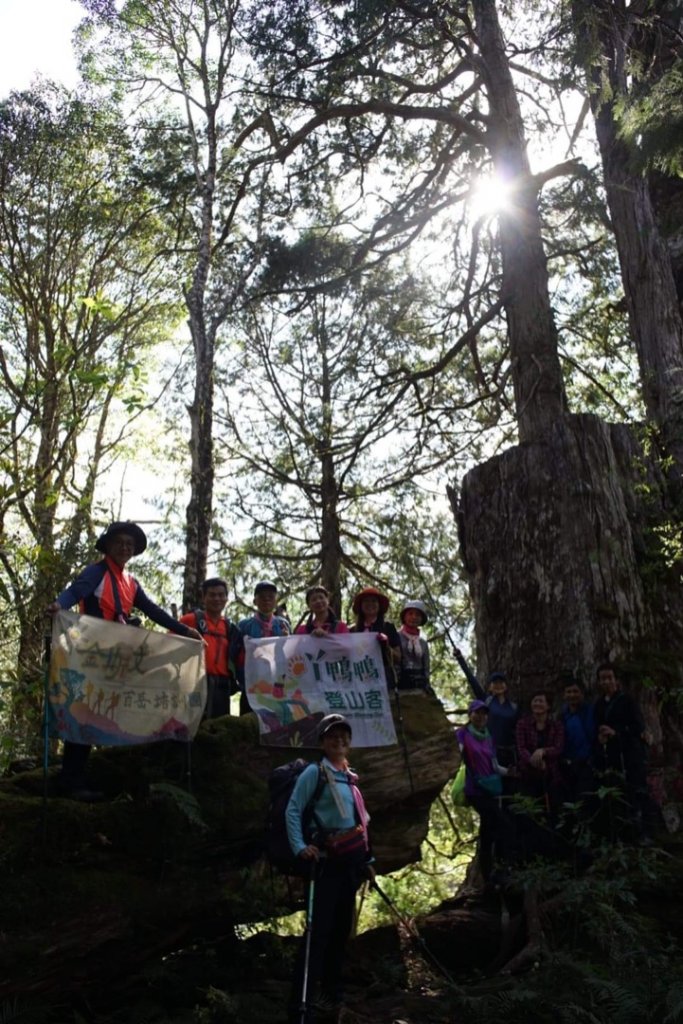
left=453, top=648, right=657, bottom=882
left=47, top=519, right=433, bottom=801
left=45, top=518, right=656, bottom=1024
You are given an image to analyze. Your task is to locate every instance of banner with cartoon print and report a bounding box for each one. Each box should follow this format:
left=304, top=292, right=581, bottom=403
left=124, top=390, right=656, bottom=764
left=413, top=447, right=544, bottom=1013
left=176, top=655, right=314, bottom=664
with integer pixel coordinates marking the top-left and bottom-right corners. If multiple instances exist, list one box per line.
left=244, top=632, right=397, bottom=747
left=48, top=611, right=206, bottom=745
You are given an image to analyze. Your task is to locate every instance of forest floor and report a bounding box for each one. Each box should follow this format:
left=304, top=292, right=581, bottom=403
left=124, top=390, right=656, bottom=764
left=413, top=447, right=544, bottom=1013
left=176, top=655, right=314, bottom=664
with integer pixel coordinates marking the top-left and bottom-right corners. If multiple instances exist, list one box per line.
left=9, top=891, right=479, bottom=1024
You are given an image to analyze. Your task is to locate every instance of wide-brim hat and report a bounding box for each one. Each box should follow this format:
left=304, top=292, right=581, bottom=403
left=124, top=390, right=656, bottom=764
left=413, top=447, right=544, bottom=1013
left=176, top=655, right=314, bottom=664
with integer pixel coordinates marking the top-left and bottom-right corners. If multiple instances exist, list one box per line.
left=95, top=521, right=147, bottom=556
left=318, top=713, right=352, bottom=740
left=352, top=586, right=390, bottom=616
left=400, top=600, right=428, bottom=625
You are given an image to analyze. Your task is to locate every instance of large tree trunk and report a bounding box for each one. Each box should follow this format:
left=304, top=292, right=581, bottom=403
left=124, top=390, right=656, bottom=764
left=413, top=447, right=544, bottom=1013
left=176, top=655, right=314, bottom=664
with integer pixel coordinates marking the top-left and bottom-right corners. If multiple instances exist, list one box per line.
left=319, top=332, right=344, bottom=610
left=183, top=314, right=215, bottom=612
left=453, top=412, right=683, bottom=715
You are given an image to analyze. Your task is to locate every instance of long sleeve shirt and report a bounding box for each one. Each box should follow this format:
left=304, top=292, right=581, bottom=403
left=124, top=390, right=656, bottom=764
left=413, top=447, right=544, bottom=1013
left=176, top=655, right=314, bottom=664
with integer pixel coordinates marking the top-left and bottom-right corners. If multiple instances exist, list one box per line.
left=516, top=715, right=564, bottom=785
left=55, top=557, right=193, bottom=636
left=456, top=725, right=507, bottom=798
left=454, top=650, right=518, bottom=751
left=561, top=702, right=595, bottom=762
left=594, top=691, right=646, bottom=773
left=285, top=758, right=358, bottom=856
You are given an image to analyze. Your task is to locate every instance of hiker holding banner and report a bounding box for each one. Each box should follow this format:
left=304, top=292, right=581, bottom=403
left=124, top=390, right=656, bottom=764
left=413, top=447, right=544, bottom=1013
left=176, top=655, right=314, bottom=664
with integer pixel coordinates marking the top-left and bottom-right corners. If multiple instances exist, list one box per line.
left=235, top=580, right=290, bottom=714
left=47, top=521, right=202, bottom=800
left=285, top=714, right=374, bottom=1024
left=349, top=587, right=401, bottom=678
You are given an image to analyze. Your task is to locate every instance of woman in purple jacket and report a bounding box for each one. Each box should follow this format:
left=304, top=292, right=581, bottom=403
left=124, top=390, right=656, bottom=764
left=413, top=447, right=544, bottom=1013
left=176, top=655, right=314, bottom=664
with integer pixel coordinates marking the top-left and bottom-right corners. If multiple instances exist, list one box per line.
left=456, top=700, right=514, bottom=882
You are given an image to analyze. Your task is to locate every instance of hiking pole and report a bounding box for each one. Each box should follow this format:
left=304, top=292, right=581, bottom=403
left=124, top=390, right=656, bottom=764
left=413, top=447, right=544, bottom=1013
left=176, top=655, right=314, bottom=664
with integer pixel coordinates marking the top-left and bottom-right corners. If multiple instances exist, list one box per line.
left=371, top=880, right=456, bottom=986
left=185, top=739, right=193, bottom=795
left=299, top=857, right=317, bottom=1024
left=42, top=629, right=53, bottom=844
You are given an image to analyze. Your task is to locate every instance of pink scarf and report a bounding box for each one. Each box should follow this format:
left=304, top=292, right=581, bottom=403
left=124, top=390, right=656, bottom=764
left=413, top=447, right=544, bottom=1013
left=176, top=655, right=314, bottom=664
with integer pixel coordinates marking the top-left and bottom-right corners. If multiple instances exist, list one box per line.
left=347, top=767, right=370, bottom=847
left=256, top=612, right=274, bottom=637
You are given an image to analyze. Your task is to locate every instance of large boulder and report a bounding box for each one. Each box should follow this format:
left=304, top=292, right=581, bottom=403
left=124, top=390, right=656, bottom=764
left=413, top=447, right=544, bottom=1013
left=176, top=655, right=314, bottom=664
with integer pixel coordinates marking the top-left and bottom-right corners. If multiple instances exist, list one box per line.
left=0, top=692, right=457, bottom=998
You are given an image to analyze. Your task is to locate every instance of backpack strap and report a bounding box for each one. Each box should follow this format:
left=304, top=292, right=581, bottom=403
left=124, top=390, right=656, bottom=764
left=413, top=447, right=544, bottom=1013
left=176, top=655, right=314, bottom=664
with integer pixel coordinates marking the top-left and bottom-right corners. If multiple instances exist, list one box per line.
left=303, top=761, right=327, bottom=839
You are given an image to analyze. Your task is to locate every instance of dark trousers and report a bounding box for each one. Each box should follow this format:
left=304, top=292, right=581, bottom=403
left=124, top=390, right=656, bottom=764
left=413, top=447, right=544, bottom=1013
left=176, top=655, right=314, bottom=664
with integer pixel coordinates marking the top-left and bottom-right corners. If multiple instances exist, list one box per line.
left=60, top=740, right=91, bottom=789
left=290, top=855, right=365, bottom=1013
left=469, top=793, right=516, bottom=881
left=204, top=675, right=234, bottom=718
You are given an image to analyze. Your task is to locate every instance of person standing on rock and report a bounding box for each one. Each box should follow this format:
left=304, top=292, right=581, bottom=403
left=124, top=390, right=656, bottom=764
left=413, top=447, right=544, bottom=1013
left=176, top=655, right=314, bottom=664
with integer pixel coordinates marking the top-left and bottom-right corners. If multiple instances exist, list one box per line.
left=178, top=577, right=241, bottom=718
left=46, top=520, right=202, bottom=800
left=453, top=649, right=518, bottom=768
left=295, top=586, right=349, bottom=637
left=397, top=600, right=433, bottom=693
left=456, top=699, right=515, bottom=883
left=594, top=662, right=655, bottom=843
left=235, top=580, right=290, bottom=713
left=285, top=714, right=374, bottom=1023
left=349, top=586, right=401, bottom=682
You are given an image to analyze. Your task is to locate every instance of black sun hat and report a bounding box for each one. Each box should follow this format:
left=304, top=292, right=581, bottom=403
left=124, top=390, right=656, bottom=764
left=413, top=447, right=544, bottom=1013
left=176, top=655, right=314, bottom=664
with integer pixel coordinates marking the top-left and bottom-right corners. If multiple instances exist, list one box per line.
left=95, top=521, right=147, bottom=556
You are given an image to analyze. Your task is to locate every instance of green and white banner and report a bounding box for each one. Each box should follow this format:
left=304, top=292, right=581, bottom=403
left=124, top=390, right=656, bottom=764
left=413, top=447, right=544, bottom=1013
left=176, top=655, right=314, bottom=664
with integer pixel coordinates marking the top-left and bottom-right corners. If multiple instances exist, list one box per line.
left=244, top=632, right=397, bottom=748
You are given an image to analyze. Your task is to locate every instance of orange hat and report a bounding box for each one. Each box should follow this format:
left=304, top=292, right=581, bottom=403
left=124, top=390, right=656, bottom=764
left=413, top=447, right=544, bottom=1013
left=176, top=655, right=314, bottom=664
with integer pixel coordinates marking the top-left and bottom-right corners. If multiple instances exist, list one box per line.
left=352, top=586, right=390, bottom=616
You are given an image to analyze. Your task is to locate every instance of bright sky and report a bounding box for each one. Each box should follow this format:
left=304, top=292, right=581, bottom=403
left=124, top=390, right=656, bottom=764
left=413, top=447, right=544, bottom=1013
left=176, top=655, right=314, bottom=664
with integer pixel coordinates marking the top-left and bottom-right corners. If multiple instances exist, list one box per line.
left=0, top=0, right=81, bottom=99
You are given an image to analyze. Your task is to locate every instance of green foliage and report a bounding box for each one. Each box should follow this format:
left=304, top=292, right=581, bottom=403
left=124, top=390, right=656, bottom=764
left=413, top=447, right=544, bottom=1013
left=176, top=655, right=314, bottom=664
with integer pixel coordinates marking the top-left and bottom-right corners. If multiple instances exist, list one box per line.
left=148, top=782, right=210, bottom=833
left=359, top=790, right=474, bottom=929
left=0, top=82, right=182, bottom=747
left=193, top=988, right=240, bottom=1024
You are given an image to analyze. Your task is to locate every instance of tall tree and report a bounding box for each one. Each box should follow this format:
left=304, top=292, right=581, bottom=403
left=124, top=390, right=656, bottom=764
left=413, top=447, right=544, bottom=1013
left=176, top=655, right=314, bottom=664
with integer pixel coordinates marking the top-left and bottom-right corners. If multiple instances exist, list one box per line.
left=215, top=245, right=470, bottom=611
left=0, top=85, right=179, bottom=748
left=78, top=0, right=282, bottom=609
left=572, top=0, right=683, bottom=475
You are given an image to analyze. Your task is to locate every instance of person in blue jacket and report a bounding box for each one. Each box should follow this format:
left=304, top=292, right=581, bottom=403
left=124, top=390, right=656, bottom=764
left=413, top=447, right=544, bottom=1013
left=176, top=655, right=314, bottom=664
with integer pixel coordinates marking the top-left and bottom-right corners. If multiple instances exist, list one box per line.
left=285, top=714, right=373, bottom=1023
left=559, top=678, right=596, bottom=805
left=234, top=580, right=290, bottom=714
left=453, top=647, right=518, bottom=768
left=47, top=520, right=202, bottom=800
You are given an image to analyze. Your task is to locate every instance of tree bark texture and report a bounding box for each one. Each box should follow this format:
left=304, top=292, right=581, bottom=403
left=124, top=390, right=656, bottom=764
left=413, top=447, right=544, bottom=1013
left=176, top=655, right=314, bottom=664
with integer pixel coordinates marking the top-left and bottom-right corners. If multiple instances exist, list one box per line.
left=455, top=413, right=683, bottom=705
left=183, top=314, right=215, bottom=612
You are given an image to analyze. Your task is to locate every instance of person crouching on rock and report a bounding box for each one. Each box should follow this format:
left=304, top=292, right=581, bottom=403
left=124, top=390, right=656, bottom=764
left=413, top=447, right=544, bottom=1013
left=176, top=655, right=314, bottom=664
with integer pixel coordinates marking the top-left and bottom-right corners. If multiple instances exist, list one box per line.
left=285, top=714, right=374, bottom=1023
